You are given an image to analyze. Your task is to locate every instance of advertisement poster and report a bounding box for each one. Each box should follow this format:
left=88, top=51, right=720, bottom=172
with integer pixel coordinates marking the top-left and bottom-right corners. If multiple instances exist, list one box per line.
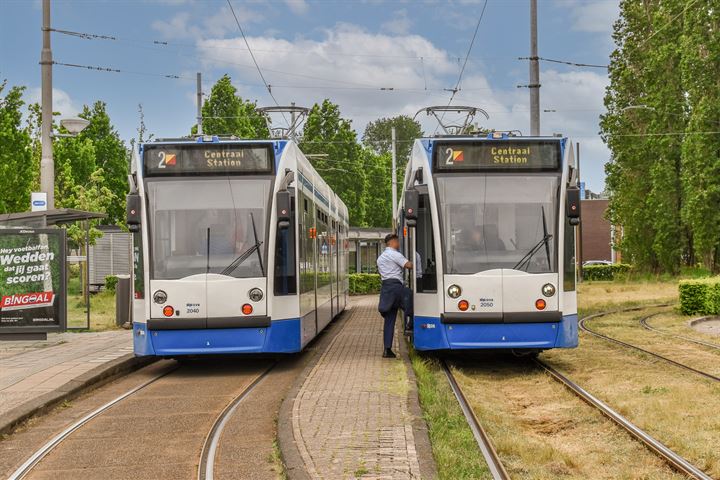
left=0, top=228, right=66, bottom=333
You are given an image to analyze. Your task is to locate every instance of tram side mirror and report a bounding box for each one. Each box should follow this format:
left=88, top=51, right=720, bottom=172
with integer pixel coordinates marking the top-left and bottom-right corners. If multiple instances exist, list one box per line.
left=404, top=189, right=419, bottom=227
left=567, top=186, right=581, bottom=226
left=126, top=194, right=141, bottom=232
left=277, top=190, right=292, bottom=230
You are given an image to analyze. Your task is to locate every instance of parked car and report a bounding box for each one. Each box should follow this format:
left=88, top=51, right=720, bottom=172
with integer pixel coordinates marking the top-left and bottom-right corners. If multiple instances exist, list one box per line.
left=583, top=260, right=612, bottom=266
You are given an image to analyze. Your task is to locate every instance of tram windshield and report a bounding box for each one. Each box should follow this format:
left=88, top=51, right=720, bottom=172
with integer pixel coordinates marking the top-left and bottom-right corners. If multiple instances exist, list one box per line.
left=147, top=178, right=271, bottom=279
left=435, top=175, right=559, bottom=274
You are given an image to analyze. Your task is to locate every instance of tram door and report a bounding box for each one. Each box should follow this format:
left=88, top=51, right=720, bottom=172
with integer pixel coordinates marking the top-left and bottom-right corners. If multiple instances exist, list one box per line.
left=299, top=191, right=317, bottom=343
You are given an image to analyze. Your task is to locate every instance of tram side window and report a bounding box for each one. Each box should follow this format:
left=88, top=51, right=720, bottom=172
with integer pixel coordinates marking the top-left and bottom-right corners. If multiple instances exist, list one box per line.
left=563, top=219, right=576, bottom=291
left=299, top=193, right=314, bottom=294
left=416, top=194, right=437, bottom=293
left=274, top=190, right=297, bottom=295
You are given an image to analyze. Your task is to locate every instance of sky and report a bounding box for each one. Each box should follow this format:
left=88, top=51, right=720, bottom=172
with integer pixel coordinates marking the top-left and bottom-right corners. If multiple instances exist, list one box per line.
left=0, top=0, right=619, bottom=192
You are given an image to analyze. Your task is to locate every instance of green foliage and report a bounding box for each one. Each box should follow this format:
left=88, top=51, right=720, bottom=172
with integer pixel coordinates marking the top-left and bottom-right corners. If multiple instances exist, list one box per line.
left=301, top=99, right=367, bottom=225
left=678, top=277, right=720, bottom=315
left=362, top=115, right=422, bottom=165
left=349, top=273, right=381, bottom=295
left=582, top=263, right=632, bottom=281
left=193, top=74, right=269, bottom=139
left=362, top=149, right=393, bottom=227
left=104, top=275, right=119, bottom=292
left=0, top=81, right=34, bottom=213
left=601, top=0, right=720, bottom=273
left=78, top=102, right=129, bottom=225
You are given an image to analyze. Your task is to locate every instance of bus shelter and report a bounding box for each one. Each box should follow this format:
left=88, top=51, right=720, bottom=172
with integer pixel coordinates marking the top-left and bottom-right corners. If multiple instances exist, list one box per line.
left=0, top=209, right=107, bottom=336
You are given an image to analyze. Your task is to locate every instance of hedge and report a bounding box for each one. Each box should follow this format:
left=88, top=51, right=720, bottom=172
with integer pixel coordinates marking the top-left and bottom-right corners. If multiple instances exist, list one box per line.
left=349, top=273, right=381, bottom=295
left=104, top=275, right=119, bottom=292
left=582, top=263, right=631, bottom=281
left=679, top=277, right=720, bottom=316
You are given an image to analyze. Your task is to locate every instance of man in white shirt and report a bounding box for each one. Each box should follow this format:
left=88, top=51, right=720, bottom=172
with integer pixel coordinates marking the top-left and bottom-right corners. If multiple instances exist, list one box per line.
left=377, top=233, right=413, bottom=358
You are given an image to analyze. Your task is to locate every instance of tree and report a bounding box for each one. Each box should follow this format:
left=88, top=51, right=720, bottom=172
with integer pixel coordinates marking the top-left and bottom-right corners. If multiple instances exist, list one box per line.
left=362, top=115, right=422, bottom=165
left=0, top=81, right=34, bottom=213
left=680, top=1, right=720, bottom=270
left=361, top=149, right=393, bottom=227
left=600, top=0, right=688, bottom=273
left=300, top=100, right=367, bottom=225
left=193, top=74, right=270, bottom=139
left=77, top=101, right=129, bottom=225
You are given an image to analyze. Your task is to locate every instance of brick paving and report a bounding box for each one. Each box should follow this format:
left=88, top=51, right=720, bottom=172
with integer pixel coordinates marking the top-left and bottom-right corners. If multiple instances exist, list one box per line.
left=291, top=296, right=422, bottom=479
left=0, top=331, right=133, bottom=418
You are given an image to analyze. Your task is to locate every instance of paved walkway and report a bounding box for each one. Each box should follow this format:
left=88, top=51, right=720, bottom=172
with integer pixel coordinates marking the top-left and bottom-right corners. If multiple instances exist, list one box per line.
left=0, top=331, right=133, bottom=419
left=290, top=297, right=428, bottom=479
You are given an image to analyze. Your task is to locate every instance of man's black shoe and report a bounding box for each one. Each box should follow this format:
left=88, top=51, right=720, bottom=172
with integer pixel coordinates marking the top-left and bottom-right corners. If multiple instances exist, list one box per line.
left=383, top=349, right=397, bottom=358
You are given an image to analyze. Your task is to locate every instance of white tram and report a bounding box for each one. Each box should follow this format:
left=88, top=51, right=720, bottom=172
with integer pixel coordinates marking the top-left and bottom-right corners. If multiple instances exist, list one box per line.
left=127, top=136, right=349, bottom=356
left=399, top=132, right=581, bottom=353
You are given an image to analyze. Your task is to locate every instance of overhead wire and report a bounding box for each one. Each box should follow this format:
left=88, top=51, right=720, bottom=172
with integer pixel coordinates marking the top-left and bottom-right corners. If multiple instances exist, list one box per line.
left=434, top=0, right=489, bottom=134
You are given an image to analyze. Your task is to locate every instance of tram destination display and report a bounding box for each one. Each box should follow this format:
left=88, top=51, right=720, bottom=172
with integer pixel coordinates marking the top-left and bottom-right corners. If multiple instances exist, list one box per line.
left=434, top=140, right=561, bottom=171
left=0, top=229, right=66, bottom=333
left=144, top=143, right=273, bottom=176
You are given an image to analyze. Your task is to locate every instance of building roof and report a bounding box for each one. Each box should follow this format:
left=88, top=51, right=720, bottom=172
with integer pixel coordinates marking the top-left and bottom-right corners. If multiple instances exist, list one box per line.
left=0, top=209, right=107, bottom=227
left=348, top=227, right=392, bottom=240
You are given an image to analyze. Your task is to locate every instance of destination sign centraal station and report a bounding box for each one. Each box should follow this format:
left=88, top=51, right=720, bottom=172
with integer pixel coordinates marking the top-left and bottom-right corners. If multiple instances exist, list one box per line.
left=434, top=139, right=561, bottom=171
left=144, top=143, right=273, bottom=176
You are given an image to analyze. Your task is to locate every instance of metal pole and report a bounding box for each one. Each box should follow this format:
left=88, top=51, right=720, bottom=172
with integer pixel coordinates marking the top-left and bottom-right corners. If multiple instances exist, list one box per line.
left=290, top=101, right=296, bottom=141
left=529, top=0, right=540, bottom=136
left=40, top=0, right=54, bottom=209
left=85, top=221, right=91, bottom=329
left=196, top=72, right=203, bottom=135
left=576, top=141, right=583, bottom=282
left=391, top=126, right=398, bottom=226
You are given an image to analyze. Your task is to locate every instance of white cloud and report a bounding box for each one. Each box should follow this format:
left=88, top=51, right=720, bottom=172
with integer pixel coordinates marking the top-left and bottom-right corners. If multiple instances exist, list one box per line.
left=152, top=6, right=263, bottom=40
left=555, top=0, right=619, bottom=34
left=285, top=0, right=309, bottom=15
left=381, top=9, right=412, bottom=35
left=194, top=23, right=610, bottom=189
left=27, top=87, right=80, bottom=116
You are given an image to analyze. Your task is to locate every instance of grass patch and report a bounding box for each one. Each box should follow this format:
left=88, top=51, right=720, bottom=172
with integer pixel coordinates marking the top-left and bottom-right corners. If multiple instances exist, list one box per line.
left=577, top=280, right=678, bottom=315
left=410, top=349, right=491, bottom=480
left=269, top=439, right=287, bottom=480
left=450, top=358, right=681, bottom=479
left=67, top=291, right=119, bottom=331
left=544, top=309, right=720, bottom=478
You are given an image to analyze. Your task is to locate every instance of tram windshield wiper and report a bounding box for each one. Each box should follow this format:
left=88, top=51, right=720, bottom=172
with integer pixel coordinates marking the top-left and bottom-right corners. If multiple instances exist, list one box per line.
left=219, top=213, right=265, bottom=277
left=513, top=234, right=553, bottom=271
left=513, top=206, right=553, bottom=272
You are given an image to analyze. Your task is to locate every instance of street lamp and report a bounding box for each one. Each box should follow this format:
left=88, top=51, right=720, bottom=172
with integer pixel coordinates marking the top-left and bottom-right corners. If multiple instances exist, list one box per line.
left=60, top=117, right=90, bottom=135
left=52, top=117, right=90, bottom=138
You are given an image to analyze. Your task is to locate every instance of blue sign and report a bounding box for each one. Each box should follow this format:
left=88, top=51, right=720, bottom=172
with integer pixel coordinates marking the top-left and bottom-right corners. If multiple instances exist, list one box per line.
left=579, top=181, right=586, bottom=200
left=32, top=200, right=46, bottom=207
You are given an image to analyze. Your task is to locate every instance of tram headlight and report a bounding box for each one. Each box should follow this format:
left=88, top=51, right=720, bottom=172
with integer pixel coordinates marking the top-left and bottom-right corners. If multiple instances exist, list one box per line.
left=248, top=288, right=264, bottom=302
left=447, top=284, right=462, bottom=299
left=153, top=290, right=167, bottom=304
left=541, top=283, right=556, bottom=297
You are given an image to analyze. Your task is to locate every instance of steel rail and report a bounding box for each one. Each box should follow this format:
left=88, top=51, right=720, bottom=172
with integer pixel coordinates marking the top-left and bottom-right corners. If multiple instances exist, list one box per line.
left=640, top=315, right=720, bottom=350
left=8, top=365, right=177, bottom=480
left=197, top=362, right=276, bottom=480
left=579, top=310, right=720, bottom=383
left=535, top=359, right=712, bottom=480
left=441, top=360, right=511, bottom=480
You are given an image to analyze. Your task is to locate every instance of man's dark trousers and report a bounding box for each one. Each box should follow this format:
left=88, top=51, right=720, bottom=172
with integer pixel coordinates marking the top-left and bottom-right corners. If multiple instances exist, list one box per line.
left=378, top=279, right=411, bottom=350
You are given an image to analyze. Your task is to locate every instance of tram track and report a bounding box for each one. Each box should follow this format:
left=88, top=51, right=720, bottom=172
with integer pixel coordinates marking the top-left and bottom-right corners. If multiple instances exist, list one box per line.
left=640, top=314, right=720, bottom=350
left=197, top=362, right=275, bottom=480
left=579, top=307, right=720, bottom=383
left=442, top=305, right=717, bottom=480
left=7, top=360, right=277, bottom=480
left=440, top=359, right=510, bottom=480
left=534, top=358, right=713, bottom=480
left=8, top=364, right=179, bottom=480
